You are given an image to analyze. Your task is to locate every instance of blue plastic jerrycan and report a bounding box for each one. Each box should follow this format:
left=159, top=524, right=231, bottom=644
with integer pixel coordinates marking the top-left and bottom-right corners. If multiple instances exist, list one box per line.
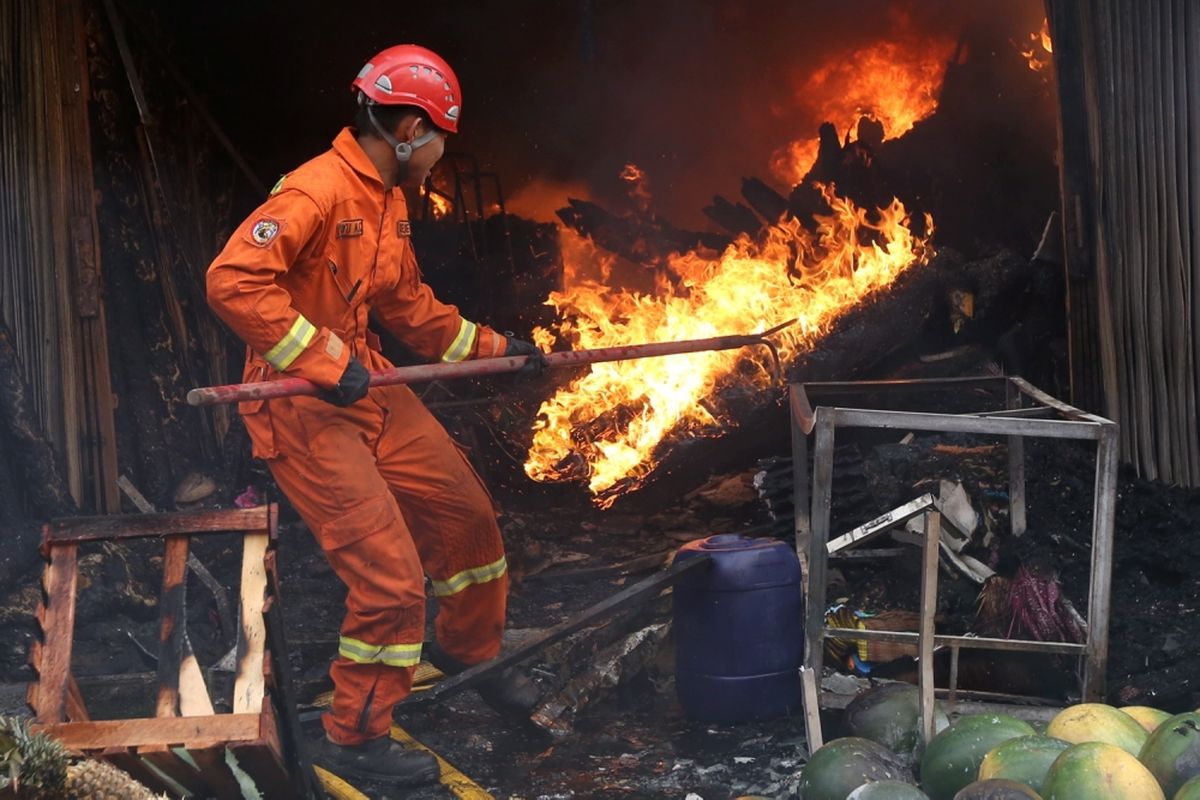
left=673, top=534, right=805, bottom=723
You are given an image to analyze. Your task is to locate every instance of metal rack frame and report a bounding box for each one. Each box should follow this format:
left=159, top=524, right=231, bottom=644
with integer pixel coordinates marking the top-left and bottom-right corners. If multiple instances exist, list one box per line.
left=789, top=376, right=1119, bottom=703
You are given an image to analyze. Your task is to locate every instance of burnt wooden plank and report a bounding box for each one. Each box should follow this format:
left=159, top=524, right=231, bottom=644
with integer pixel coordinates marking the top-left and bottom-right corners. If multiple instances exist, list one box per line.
left=45, top=507, right=269, bottom=544
left=33, top=713, right=263, bottom=750
left=190, top=747, right=247, bottom=799
left=233, top=532, right=269, bottom=713
left=138, top=746, right=211, bottom=796
left=155, top=535, right=190, bottom=717
left=33, top=543, right=79, bottom=723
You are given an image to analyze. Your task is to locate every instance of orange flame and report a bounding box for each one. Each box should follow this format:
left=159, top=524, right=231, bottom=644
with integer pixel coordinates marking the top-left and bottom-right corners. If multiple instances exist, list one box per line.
left=619, top=163, right=645, bottom=183
left=525, top=185, right=934, bottom=506
left=1022, top=18, right=1054, bottom=72
left=420, top=184, right=453, bottom=219
left=620, top=162, right=652, bottom=213
left=771, top=32, right=956, bottom=186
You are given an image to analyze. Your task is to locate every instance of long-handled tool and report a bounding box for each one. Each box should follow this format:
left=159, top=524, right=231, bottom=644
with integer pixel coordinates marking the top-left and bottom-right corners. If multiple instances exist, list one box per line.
left=186, top=320, right=796, bottom=407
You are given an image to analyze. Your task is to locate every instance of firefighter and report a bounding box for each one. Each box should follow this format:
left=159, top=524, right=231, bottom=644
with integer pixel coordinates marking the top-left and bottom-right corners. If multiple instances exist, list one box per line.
left=206, top=44, right=545, bottom=786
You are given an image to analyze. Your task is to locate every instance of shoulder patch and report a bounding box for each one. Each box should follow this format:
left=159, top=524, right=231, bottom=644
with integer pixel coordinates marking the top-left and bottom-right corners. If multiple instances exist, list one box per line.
left=244, top=217, right=283, bottom=247
left=396, top=220, right=412, bottom=238
left=337, top=218, right=364, bottom=238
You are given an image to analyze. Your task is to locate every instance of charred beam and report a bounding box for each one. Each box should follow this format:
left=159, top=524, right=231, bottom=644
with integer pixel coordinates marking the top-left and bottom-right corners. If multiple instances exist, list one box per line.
left=703, top=195, right=763, bottom=237
left=741, top=177, right=790, bottom=224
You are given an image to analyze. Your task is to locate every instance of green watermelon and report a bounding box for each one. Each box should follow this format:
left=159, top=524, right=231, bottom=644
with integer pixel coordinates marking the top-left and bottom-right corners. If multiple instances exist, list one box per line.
left=920, top=714, right=1037, bottom=800
left=1138, top=711, right=1200, bottom=797
left=798, top=737, right=913, bottom=800
left=977, top=735, right=1071, bottom=792
left=1175, top=775, right=1200, bottom=799
left=1045, top=703, right=1148, bottom=757
left=953, top=778, right=1042, bottom=799
left=845, top=683, right=950, bottom=758
left=847, top=780, right=931, bottom=799
left=1041, top=741, right=1164, bottom=799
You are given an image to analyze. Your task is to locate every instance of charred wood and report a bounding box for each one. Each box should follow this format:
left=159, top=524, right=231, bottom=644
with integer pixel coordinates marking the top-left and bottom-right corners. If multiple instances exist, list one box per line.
left=703, top=196, right=763, bottom=237
left=740, top=177, right=790, bottom=224
left=557, top=198, right=730, bottom=269
left=0, top=315, right=77, bottom=520
left=88, top=7, right=206, bottom=506
left=531, top=622, right=669, bottom=736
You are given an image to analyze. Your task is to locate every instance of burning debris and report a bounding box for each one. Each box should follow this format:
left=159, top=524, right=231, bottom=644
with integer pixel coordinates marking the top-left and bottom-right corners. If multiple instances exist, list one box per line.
left=769, top=9, right=958, bottom=184
left=527, top=184, right=934, bottom=506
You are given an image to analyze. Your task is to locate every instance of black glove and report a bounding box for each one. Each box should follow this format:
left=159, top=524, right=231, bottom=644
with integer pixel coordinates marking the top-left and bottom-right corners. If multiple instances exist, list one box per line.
left=504, top=337, right=549, bottom=378
left=320, top=358, right=370, bottom=407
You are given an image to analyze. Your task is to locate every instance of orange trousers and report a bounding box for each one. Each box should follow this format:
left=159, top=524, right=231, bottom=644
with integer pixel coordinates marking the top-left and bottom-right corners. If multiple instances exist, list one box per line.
left=260, top=384, right=507, bottom=744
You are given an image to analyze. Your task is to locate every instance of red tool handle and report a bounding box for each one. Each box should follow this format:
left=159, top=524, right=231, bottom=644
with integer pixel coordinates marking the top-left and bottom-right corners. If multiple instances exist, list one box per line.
left=186, top=325, right=792, bottom=407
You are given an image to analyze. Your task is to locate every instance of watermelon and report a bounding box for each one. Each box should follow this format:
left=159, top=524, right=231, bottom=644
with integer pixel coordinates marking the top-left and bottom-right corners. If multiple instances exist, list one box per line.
left=1175, top=775, right=1200, bottom=800
left=1138, top=711, right=1200, bottom=797
left=1122, top=706, right=1173, bottom=734
left=797, top=737, right=913, bottom=800
left=920, top=714, right=1037, bottom=800
left=953, top=778, right=1042, bottom=799
left=847, top=780, right=931, bottom=799
left=1045, top=703, right=1149, bottom=757
left=845, top=683, right=950, bottom=758
left=1041, top=741, right=1164, bottom=799
left=977, top=735, right=1070, bottom=793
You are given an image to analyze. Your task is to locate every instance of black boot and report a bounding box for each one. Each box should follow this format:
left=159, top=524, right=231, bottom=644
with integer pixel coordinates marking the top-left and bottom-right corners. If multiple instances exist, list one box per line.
left=315, top=735, right=439, bottom=786
left=426, top=643, right=541, bottom=715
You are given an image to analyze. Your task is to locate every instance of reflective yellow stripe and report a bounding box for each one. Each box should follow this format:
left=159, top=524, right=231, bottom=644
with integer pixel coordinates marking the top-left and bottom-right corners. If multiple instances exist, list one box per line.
left=338, top=636, right=423, bottom=667
left=263, top=315, right=317, bottom=371
left=440, top=319, right=478, bottom=363
left=431, top=555, right=507, bottom=597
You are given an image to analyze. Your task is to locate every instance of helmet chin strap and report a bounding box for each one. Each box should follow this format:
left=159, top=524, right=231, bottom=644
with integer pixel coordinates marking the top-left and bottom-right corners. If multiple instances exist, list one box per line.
left=362, top=95, right=439, bottom=163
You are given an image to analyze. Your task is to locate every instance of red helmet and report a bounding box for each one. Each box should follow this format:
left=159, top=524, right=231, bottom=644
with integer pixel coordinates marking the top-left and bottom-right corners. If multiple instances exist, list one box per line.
left=352, top=45, right=461, bottom=133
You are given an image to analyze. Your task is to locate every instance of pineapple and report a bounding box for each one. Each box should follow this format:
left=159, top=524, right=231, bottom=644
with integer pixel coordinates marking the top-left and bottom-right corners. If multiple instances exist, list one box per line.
left=0, top=715, right=68, bottom=798
left=0, top=716, right=163, bottom=800
left=64, top=759, right=160, bottom=800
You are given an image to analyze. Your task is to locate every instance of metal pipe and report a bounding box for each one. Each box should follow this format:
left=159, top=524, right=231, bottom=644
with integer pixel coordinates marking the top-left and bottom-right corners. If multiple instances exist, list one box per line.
left=831, top=407, right=1106, bottom=441
left=187, top=322, right=795, bottom=407
left=822, top=627, right=1088, bottom=656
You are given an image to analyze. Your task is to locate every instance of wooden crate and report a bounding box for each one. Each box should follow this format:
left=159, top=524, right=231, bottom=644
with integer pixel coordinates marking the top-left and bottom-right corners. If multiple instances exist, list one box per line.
left=28, top=505, right=321, bottom=799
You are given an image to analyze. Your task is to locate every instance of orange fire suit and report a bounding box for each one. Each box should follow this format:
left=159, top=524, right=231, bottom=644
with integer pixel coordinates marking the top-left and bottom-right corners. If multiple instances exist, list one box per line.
left=206, top=128, right=510, bottom=745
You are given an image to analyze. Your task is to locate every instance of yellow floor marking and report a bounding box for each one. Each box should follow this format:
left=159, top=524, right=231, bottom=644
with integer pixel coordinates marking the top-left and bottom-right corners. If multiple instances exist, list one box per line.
left=390, top=724, right=494, bottom=800
left=314, top=765, right=370, bottom=800
left=309, top=666, right=488, bottom=799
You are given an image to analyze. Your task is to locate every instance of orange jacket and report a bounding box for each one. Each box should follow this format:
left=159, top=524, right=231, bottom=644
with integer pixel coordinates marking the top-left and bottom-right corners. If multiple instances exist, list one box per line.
left=207, top=128, right=506, bottom=391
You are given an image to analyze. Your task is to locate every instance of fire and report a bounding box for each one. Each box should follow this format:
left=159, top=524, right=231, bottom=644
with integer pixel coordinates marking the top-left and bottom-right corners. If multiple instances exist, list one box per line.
left=620, top=162, right=652, bottom=212
left=771, top=31, right=956, bottom=186
left=525, top=184, right=934, bottom=506
left=420, top=183, right=453, bottom=219
left=1022, top=18, right=1054, bottom=72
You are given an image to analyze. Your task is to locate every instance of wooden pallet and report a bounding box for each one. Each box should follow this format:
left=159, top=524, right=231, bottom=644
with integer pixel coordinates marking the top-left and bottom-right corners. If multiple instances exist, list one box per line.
left=28, top=505, right=321, bottom=799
